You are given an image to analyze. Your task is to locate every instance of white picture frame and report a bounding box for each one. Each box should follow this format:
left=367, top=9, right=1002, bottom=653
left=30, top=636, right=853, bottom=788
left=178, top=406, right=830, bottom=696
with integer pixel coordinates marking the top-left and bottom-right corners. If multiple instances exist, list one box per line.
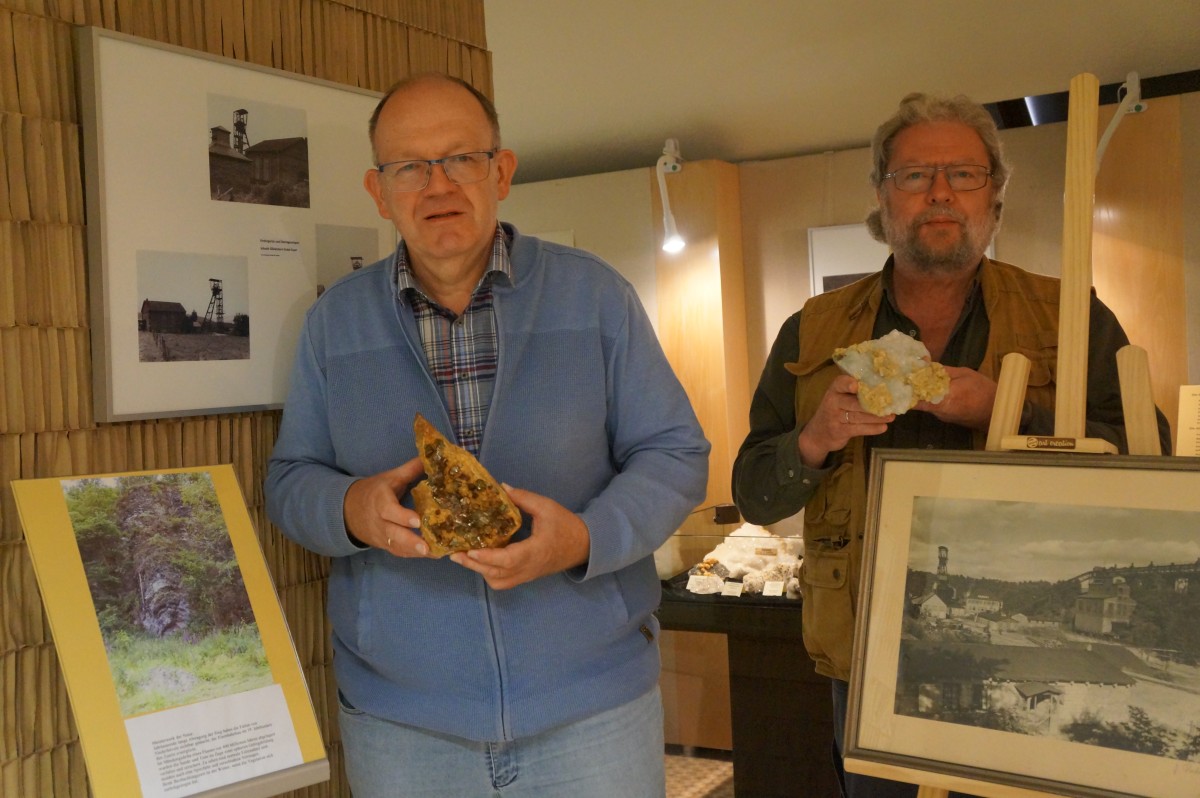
left=808, top=222, right=889, bottom=297
left=76, top=27, right=394, bottom=421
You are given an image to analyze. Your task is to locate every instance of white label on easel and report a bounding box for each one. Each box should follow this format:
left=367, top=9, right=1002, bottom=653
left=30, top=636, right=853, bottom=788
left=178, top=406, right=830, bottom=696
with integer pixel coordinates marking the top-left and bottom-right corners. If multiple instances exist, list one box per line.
left=1177, top=386, right=1200, bottom=457
left=721, top=581, right=744, bottom=597
left=762, top=581, right=785, bottom=596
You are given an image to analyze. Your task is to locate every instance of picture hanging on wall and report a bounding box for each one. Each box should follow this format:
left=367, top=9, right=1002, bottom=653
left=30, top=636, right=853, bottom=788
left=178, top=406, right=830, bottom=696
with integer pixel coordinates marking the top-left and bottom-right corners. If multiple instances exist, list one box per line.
left=844, top=448, right=1200, bottom=798
left=807, top=222, right=887, bottom=297
left=76, top=27, right=394, bottom=421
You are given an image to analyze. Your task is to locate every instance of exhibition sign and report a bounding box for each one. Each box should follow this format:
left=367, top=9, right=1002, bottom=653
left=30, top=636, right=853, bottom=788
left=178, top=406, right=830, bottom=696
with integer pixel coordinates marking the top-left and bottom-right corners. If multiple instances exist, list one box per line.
left=845, top=449, right=1200, bottom=798
left=76, top=26, right=393, bottom=421
left=13, top=466, right=328, bottom=798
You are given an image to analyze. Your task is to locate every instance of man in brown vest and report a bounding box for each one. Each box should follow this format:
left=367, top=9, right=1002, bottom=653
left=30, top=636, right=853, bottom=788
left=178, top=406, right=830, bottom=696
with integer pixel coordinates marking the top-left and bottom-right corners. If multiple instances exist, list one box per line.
left=731, top=93, right=1171, bottom=798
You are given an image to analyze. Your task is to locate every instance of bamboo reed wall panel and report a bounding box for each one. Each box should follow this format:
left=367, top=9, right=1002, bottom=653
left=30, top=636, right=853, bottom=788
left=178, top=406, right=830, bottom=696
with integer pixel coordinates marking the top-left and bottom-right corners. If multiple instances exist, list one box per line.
left=0, top=0, right=489, bottom=794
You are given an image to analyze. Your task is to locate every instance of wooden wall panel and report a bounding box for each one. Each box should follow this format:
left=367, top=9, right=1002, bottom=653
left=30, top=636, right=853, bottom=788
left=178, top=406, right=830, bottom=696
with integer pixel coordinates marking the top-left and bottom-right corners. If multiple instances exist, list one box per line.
left=653, top=159, right=751, bottom=508
left=1093, top=97, right=1187, bottom=438
left=0, top=1, right=491, bottom=795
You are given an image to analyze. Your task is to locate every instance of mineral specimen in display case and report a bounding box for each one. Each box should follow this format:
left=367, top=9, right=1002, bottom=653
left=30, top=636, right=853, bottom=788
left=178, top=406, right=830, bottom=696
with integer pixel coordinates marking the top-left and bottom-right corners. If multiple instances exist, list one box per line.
left=686, top=523, right=802, bottom=599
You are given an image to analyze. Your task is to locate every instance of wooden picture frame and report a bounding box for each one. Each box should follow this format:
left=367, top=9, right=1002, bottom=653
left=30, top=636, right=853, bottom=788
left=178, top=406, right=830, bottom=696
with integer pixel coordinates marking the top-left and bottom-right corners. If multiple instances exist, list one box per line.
left=76, top=27, right=393, bottom=421
left=846, top=449, right=1200, bottom=798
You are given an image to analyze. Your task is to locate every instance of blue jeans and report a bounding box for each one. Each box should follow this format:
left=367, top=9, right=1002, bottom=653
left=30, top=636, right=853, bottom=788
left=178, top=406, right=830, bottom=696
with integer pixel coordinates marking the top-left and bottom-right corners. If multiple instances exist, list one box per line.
left=338, top=685, right=666, bottom=797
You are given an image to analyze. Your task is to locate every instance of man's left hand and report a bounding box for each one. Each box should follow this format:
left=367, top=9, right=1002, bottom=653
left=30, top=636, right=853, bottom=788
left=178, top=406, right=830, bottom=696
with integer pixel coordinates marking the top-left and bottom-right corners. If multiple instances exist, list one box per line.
left=449, top=487, right=590, bottom=590
left=915, top=365, right=997, bottom=430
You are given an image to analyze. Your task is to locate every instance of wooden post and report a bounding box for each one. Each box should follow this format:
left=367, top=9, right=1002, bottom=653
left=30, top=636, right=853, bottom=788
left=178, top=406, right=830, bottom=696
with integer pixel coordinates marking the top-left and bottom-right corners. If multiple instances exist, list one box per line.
left=986, top=352, right=1031, bottom=451
left=1116, top=345, right=1162, bottom=455
left=1055, top=72, right=1099, bottom=440
left=997, top=73, right=1117, bottom=455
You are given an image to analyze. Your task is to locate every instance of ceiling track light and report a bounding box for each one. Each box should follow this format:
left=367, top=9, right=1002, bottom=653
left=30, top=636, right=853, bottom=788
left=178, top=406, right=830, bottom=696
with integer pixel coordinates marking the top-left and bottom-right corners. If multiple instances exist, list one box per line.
left=656, top=138, right=685, bottom=253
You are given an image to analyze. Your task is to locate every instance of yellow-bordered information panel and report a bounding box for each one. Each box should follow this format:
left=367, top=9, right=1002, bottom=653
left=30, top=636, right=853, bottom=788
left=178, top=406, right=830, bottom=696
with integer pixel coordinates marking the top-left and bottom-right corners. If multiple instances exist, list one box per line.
left=13, top=465, right=328, bottom=798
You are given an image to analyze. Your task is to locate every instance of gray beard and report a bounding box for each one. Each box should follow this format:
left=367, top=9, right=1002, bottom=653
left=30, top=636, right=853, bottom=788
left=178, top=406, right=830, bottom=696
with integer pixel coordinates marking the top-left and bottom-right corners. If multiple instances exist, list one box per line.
left=884, top=205, right=996, bottom=274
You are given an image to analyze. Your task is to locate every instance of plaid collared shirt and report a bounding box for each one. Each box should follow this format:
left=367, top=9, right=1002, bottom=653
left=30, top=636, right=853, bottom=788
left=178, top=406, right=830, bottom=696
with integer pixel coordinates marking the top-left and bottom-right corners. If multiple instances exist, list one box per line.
left=393, top=227, right=511, bottom=456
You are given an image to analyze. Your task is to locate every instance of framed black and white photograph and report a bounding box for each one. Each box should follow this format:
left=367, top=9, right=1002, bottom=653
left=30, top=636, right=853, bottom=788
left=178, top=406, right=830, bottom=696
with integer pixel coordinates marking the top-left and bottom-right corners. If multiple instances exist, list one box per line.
left=845, top=449, right=1200, bottom=798
left=77, top=27, right=393, bottom=421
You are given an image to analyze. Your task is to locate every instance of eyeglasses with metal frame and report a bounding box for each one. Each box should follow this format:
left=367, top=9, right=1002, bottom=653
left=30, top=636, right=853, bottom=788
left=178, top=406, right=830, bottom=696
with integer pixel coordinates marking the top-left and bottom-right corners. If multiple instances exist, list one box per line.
left=883, top=163, right=992, bottom=193
left=376, top=150, right=497, bottom=192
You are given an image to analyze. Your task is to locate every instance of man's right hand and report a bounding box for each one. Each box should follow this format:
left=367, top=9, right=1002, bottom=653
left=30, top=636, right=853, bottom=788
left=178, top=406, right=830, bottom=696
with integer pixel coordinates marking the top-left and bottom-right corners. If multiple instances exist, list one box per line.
left=343, top=457, right=428, bottom=557
left=797, top=374, right=893, bottom=468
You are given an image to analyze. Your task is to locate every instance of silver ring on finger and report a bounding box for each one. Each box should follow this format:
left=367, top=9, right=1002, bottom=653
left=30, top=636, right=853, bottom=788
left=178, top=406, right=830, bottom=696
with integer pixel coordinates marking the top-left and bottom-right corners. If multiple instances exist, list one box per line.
left=844, top=410, right=850, bottom=424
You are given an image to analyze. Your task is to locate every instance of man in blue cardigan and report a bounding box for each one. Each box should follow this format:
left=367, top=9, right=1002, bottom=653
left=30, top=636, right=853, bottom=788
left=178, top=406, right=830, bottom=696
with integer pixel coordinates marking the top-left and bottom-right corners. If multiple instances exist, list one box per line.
left=265, top=73, right=709, bottom=797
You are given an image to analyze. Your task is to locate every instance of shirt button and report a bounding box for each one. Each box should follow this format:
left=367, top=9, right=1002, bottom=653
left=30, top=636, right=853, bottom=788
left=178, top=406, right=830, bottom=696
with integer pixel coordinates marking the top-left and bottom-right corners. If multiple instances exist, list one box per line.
left=787, top=469, right=794, bottom=478
left=762, top=495, right=769, bottom=502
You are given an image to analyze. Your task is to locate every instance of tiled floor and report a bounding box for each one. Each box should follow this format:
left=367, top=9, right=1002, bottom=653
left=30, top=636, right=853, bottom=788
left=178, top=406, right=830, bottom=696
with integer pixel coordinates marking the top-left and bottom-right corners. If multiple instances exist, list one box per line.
left=664, top=746, right=734, bottom=798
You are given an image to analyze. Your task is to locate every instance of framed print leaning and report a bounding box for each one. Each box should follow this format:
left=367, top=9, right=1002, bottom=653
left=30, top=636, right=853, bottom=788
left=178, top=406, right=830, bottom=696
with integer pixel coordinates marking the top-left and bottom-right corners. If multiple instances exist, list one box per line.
left=12, top=466, right=328, bottom=798
left=845, top=449, right=1200, bottom=798
left=76, top=27, right=395, bottom=421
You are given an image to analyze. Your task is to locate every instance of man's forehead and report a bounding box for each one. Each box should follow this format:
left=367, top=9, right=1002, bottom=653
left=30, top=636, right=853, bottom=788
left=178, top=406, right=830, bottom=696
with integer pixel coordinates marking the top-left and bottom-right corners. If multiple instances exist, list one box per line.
left=379, top=78, right=476, bottom=119
left=376, top=101, right=491, bottom=154
left=890, top=121, right=987, bottom=160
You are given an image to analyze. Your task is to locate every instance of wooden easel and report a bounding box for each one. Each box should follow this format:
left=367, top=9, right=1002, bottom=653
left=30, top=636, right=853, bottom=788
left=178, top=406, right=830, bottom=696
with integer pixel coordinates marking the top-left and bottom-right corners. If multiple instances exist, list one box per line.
left=847, top=73, right=1162, bottom=798
left=985, top=72, right=1162, bottom=458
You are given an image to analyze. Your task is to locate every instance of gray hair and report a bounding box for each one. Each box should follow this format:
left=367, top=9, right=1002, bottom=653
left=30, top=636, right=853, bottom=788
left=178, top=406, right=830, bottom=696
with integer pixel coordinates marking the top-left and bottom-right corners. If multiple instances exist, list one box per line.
left=866, top=93, right=1010, bottom=241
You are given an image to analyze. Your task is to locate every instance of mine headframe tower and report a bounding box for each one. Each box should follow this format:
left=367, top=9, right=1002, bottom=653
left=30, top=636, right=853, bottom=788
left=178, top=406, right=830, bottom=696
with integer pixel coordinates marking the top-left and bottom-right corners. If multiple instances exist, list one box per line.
left=203, top=278, right=224, bottom=331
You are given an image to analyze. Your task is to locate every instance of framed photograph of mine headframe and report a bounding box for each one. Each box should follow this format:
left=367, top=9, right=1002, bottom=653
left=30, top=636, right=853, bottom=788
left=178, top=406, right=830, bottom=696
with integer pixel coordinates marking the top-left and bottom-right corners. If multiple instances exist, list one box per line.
left=844, top=448, right=1200, bottom=798
left=76, top=27, right=393, bottom=421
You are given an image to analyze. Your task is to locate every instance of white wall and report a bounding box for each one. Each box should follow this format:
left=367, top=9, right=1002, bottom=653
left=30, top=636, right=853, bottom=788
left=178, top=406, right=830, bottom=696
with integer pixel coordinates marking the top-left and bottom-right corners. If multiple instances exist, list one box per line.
left=502, top=167, right=659, bottom=332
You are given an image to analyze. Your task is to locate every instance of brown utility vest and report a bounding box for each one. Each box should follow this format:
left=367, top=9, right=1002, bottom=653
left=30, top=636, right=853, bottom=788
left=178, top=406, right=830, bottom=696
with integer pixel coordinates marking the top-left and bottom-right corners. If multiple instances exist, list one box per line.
left=788, top=258, right=1060, bottom=680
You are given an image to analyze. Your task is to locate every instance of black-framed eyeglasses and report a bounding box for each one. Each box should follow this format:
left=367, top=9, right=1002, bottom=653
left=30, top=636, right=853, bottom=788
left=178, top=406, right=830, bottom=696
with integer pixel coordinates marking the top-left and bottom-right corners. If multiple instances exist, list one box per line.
left=376, top=150, right=496, bottom=192
left=883, top=163, right=992, bottom=193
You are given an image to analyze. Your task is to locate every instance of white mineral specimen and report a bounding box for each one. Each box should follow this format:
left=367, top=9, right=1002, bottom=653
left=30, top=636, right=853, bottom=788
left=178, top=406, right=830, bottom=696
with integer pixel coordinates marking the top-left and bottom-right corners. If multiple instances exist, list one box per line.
left=686, top=523, right=802, bottom=599
left=832, top=329, right=949, bottom=416
left=742, top=562, right=795, bottom=594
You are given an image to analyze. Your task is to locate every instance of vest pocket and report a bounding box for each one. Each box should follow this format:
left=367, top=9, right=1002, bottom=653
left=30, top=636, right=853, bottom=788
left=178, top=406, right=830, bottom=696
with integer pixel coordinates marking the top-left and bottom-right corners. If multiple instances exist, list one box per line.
left=800, top=539, right=855, bottom=678
left=1023, top=352, right=1054, bottom=388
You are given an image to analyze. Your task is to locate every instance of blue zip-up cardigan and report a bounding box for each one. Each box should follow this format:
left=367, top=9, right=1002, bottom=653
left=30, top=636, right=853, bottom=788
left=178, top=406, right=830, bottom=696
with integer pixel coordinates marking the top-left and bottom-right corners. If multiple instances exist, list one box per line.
left=265, top=224, right=710, bottom=741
